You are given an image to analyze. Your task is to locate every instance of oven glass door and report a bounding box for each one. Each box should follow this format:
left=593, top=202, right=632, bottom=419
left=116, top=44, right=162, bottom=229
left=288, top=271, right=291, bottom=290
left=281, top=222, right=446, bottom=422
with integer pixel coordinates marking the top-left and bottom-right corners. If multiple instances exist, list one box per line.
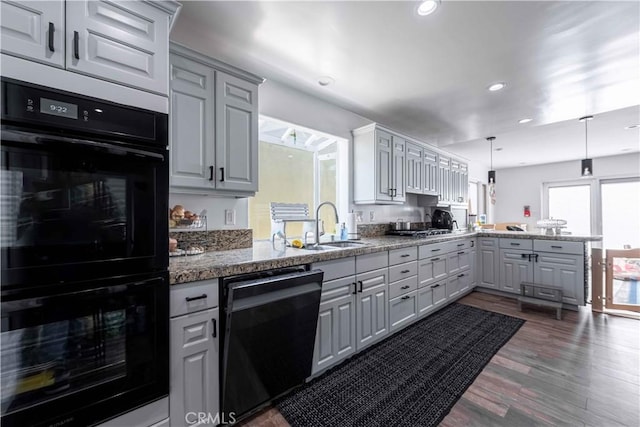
left=1, top=128, right=167, bottom=286
left=0, top=273, right=168, bottom=427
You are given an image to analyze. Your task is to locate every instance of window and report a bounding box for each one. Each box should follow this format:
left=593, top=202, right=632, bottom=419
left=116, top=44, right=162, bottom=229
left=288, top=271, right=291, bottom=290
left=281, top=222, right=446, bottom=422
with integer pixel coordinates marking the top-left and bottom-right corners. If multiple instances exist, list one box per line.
left=601, top=178, right=640, bottom=249
left=543, top=180, right=596, bottom=236
left=248, top=117, right=348, bottom=240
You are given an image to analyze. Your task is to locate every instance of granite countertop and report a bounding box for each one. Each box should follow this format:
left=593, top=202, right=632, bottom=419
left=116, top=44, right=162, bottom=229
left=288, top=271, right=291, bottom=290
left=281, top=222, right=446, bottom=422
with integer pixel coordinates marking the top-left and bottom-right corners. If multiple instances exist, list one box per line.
left=169, top=231, right=601, bottom=285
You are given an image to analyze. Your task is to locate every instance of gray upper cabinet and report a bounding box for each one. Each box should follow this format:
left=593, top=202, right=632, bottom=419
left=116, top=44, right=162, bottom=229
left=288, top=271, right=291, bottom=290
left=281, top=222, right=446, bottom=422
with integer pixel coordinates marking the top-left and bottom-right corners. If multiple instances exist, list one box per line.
left=169, top=43, right=263, bottom=196
left=1, top=0, right=65, bottom=68
left=437, top=155, right=451, bottom=203
left=353, top=124, right=405, bottom=204
left=423, top=149, right=438, bottom=195
left=215, top=72, right=259, bottom=192
left=169, top=53, right=215, bottom=188
left=1, top=0, right=180, bottom=95
left=406, top=141, right=423, bottom=194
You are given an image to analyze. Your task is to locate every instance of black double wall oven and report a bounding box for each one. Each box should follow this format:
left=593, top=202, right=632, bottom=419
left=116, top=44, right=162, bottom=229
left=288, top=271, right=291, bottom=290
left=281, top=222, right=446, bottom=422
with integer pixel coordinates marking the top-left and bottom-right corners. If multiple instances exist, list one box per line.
left=0, top=78, right=169, bottom=427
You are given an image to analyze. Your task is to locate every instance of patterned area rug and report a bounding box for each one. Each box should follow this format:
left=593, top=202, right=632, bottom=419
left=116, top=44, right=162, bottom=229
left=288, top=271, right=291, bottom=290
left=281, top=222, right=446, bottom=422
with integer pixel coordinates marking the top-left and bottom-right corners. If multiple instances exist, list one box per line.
left=276, top=303, right=525, bottom=427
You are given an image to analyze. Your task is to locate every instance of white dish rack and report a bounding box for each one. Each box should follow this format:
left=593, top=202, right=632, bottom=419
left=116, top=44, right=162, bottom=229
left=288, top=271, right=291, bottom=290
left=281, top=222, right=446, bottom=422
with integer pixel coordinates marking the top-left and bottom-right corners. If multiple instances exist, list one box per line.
left=536, top=218, right=567, bottom=235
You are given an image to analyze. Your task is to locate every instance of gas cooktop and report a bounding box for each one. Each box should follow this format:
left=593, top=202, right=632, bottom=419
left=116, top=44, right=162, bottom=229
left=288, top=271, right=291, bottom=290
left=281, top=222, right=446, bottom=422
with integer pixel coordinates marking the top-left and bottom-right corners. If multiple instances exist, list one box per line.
left=386, top=229, right=452, bottom=238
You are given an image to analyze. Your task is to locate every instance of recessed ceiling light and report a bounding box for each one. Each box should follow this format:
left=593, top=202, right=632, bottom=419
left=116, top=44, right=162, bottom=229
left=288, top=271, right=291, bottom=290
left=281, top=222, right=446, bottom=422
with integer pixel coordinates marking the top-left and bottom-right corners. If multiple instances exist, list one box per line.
left=624, top=124, right=640, bottom=130
left=488, top=82, right=506, bottom=92
left=417, top=0, right=441, bottom=16
left=495, top=147, right=503, bottom=151
left=318, top=76, right=334, bottom=87
left=518, top=118, right=532, bottom=124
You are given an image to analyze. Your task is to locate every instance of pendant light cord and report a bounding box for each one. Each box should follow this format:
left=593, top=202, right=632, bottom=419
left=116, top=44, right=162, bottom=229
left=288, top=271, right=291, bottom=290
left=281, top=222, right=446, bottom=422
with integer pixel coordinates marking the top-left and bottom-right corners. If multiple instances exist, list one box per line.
left=585, top=119, right=588, bottom=158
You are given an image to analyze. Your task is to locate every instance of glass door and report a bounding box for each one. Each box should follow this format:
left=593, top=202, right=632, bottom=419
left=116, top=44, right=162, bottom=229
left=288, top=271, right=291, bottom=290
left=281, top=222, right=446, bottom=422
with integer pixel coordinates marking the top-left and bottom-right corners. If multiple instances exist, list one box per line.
left=605, top=249, right=640, bottom=312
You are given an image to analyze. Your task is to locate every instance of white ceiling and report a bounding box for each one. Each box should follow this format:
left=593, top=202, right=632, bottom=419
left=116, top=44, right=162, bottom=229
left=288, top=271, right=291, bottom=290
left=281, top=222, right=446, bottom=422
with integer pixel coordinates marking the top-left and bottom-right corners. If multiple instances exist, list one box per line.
left=175, top=1, right=640, bottom=169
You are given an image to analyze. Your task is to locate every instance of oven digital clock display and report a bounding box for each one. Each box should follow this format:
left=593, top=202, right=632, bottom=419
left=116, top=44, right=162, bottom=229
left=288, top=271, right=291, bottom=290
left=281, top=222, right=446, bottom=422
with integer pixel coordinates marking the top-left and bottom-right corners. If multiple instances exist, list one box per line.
left=40, top=98, right=79, bottom=119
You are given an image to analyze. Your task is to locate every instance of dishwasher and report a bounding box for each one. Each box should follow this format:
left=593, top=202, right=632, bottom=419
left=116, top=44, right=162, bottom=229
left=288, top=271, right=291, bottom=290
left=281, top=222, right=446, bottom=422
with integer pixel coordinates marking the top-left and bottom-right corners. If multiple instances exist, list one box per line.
left=220, top=266, right=323, bottom=420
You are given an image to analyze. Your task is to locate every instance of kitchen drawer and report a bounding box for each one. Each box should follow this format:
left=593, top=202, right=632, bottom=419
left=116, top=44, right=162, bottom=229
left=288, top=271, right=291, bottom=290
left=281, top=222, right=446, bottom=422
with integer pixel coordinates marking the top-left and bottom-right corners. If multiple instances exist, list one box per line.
left=313, top=256, right=356, bottom=281
left=534, top=240, right=584, bottom=255
left=170, top=279, right=219, bottom=318
left=479, top=237, right=498, bottom=249
left=389, top=290, right=417, bottom=332
left=321, top=275, right=356, bottom=303
left=389, top=261, right=418, bottom=282
left=450, top=239, right=473, bottom=251
left=356, top=251, right=388, bottom=274
left=418, top=242, right=448, bottom=259
left=388, top=276, right=418, bottom=300
left=499, top=238, right=533, bottom=250
left=389, top=247, right=417, bottom=265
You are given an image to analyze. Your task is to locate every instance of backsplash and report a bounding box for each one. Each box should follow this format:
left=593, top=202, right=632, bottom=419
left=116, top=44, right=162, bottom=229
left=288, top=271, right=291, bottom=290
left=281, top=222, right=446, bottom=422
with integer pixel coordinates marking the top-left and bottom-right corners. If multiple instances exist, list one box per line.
left=170, top=229, right=253, bottom=251
left=356, top=222, right=430, bottom=237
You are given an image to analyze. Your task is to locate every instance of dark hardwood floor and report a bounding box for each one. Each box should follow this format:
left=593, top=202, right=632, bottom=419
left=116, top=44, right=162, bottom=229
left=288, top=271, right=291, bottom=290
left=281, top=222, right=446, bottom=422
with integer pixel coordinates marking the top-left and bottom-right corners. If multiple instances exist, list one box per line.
left=239, top=292, right=640, bottom=427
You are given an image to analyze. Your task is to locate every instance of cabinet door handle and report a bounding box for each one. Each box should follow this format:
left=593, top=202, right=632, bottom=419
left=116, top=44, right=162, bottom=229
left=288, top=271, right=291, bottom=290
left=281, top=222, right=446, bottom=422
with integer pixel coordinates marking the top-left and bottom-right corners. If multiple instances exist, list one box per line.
left=401, top=269, right=410, bottom=274
left=521, top=254, right=528, bottom=259
left=352, top=282, right=357, bottom=295
left=220, top=167, right=225, bottom=182
left=551, top=245, right=562, bottom=249
left=400, top=254, right=410, bottom=258
left=534, top=254, right=539, bottom=262
left=401, top=295, right=410, bottom=300
left=358, top=281, right=363, bottom=293
left=510, top=242, right=521, bottom=246
left=401, top=285, right=410, bottom=290
left=211, top=318, right=217, bottom=338
left=73, top=31, right=79, bottom=59
left=185, top=294, right=207, bottom=302
left=209, top=166, right=214, bottom=181
left=48, top=22, right=55, bottom=52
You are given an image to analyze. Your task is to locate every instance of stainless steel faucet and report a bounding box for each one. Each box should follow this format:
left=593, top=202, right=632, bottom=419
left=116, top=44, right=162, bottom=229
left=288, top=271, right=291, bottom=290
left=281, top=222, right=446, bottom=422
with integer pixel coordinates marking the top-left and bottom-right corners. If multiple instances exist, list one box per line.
left=314, top=201, right=339, bottom=248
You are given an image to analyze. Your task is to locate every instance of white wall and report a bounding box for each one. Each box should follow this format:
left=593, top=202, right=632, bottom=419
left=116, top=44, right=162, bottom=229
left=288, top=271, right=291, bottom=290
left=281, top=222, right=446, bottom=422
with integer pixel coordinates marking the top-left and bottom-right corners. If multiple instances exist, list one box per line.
left=493, top=153, right=640, bottom=230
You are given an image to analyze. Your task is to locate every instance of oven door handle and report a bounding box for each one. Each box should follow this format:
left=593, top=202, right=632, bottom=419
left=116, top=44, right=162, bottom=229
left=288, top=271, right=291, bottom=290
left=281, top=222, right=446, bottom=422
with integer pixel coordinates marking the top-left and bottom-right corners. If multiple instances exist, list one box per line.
left=1, top=129, right=165, bottom=160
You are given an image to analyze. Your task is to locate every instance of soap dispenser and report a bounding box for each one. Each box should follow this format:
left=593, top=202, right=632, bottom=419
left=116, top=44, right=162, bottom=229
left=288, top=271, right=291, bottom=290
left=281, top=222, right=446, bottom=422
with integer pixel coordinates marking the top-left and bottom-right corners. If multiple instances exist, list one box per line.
left=340, top=223, right=348, bottom=240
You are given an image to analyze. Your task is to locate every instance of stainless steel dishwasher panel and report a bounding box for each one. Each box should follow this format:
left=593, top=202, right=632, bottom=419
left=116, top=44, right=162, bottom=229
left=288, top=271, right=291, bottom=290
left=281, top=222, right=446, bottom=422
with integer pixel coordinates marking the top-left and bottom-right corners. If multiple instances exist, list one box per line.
left=220, top=268, right=323, bottom=419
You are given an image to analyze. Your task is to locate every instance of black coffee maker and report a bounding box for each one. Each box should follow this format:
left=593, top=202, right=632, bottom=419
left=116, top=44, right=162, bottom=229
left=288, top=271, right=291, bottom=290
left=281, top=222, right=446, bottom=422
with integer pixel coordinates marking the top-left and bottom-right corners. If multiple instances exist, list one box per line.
left=432, top=209, right=454, bottom=230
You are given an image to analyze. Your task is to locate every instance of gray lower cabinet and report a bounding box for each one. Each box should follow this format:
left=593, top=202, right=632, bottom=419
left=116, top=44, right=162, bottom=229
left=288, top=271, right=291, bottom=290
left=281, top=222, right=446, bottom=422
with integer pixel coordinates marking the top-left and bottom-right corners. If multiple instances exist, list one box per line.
left=311, top=276, right=356, bottom=375
left=499, top=248, right=534, bottom=293
left=170, top=280, right=219, bottom=427
left=478, top=238, right=500, bottom=288
left=356, top=268, right=389, bottom=350
left=389, top=291, right=418, bottom=331
left=534, top=252, right=584, bottom=305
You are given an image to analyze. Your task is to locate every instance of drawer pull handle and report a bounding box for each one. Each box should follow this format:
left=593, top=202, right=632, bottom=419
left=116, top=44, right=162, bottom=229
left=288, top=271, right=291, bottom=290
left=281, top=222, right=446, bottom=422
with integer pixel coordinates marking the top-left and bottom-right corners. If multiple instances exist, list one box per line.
left=401, top=285, right=410, bottom=290
left=457, top=243, right=464, bottom=247
left=510, top=242, right=521, bottom=246
left=458, top=274, right=465, bottom=278
left=458, top=251, right=464, bottom=254
left=73, top=31, right=79, bottom=59
left=400, top=254, right=411, bottom=258
left=401, top=295, right=411, bottom=300
left=185, top=294, right=207, bottom=302
left=211, top=318, right=217, bottom=338
left=431, top=249, right=441, bottom=252
left=431, top=284, right=440, bottom=289
left=401, top=269, right=410, bottom=274
left=48, top=22, right=55, bottom=52
left=551, top=245, right=562, bottom=249
left=431, top=257, right=440, bottom=261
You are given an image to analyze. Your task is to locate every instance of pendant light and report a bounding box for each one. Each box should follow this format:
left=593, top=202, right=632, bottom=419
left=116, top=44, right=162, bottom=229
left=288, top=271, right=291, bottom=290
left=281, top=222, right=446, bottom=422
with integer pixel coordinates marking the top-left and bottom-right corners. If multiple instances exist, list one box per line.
left=487, top=136, right=496, bottom=183
left=579, top=115, right=594, bottom=176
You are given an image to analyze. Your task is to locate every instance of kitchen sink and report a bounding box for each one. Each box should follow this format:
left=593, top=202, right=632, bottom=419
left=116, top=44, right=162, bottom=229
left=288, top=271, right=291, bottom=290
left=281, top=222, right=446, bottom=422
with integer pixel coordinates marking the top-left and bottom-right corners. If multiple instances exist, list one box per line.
left=321, top=241, right=368, bottom=248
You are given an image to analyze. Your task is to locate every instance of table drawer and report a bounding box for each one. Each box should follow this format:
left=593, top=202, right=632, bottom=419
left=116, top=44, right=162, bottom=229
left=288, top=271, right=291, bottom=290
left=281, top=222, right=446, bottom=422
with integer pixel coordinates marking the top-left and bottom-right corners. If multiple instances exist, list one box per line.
left=389, top=276, right=418, bottom=300
left=534, top=286, right=563, bottom=302
left=170, top=279, right=219, bottom=318
left=389, top=247, right=417, bottom=265
left=534, top=240, right=584, bottom=255
left=389, top=261, right=418, bottom=282
left=499, top=238, right=533, bottom=250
